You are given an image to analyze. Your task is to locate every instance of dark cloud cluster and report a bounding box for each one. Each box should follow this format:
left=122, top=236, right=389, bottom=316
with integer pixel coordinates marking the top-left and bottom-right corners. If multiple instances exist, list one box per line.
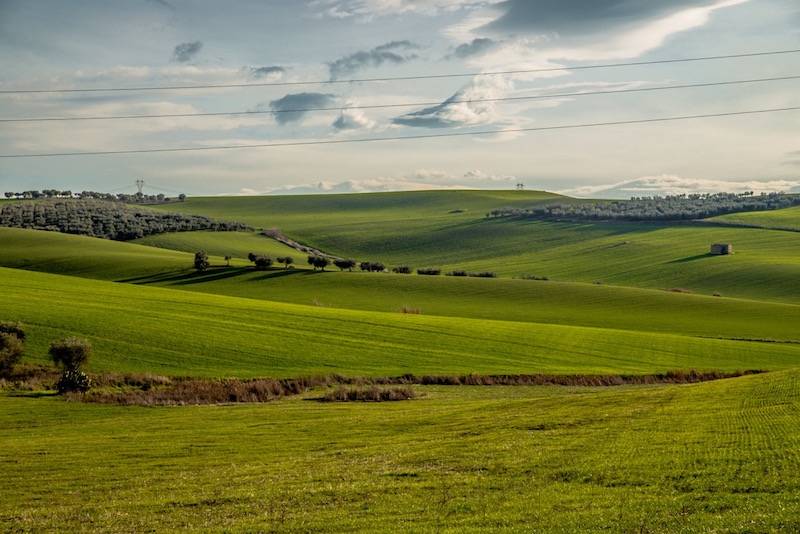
left=450, top=38, right=499, bottom=59
left=249, top=66, right=286, bottom=79
left=172, top=41, right=203, bottom=63
left=269, top=92, right=337, bottom=125
left=484, top=0, right=717, bottom=35
left=328, top=40, right=420, bottom=80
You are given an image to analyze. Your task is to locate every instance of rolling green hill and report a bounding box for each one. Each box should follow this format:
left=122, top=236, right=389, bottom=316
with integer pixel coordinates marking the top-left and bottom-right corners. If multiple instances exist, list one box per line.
left=148, top=193, right=800, bottom=302
left=134, top=230, right=300, bottom=260
left=711, top=204, right=800, bottom=231
left=3, top=227, right=800, bottom=343
left=3, top=370, right=799, bottom=532
left=4, top=267, right=799, bottom=377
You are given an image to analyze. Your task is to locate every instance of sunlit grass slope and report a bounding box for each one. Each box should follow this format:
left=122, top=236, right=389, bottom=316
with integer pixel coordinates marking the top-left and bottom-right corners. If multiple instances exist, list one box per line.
left=139, top=268, right=800, bottom=343
left=712, top=204, right=800, bottom=231
left=4, top=267, right=800, bottom=377
left=134, top=230, right=299, bottom=260
left=0, top=227, right=201, bottom=280
left=3, top=227, right=800, bottom=342
left=149, top=192, right=800, bottom=302
left=3, top=370, right=800, bottom=532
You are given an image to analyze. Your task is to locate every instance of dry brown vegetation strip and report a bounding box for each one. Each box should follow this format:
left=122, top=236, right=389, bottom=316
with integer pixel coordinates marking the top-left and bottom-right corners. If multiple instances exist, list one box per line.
left=2, top=367, right=765, bottom=406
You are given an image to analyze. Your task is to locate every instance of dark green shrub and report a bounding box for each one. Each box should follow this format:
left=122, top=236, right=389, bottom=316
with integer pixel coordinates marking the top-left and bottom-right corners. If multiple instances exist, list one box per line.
left=57, top=369, right=92, bottom=394
left=277, top=256, right=294, bottom=268
left=0, top=321, right=25, bottom=341
left=194, top=250, right=210, bottom=271
left=469, top=272, right=497, bottom=278
left=49, top=337, right=92, bottom=371
left=0, top=333, right=24, bottom=376
left=312, top=257, right=330, bottom=271
left=417, top=267, right=441, bottom=276
left=334, top=259, right=356, bottom=271
left=392, top=266, right=412, bottom=274
left=446, top=270, right=467, bottom=277
left=254, top=256, right=273, bottom=270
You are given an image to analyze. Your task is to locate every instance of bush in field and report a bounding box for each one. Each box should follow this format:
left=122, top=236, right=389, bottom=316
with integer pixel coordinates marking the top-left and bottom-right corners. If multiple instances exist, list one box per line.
left=334, top=259, right=356, bottom=271
left=417, top=267, right=441, bottom=276
left=0, top=321, right=26, bottom=342
left=57, top=369, right=92, bottom=394
left=0, top=333, right=24, bottom=377
left=194, top=250, right=210, bottom=272
left=248, top=252, right=257, bottom=262
left=446, top=270, right=467, bottom=277
left=312, top=256, right=330, bottom=271
left=392, top=266, right=412, bottom=274
left=360, top=261, right=385, bottom=272
left=277, top=256, right=294, bottom=269
left=321, top=385, right=416, bottom=402
left=254, top=256, right=273, bottom=270
left=469, top=272, right=497, bottom=278
left=49, top=337, right=92, bottom=393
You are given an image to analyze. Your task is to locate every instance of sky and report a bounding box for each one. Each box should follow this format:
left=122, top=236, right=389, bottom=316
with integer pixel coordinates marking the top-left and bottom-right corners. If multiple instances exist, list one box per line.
left=0, top=0, right=798, bottom=198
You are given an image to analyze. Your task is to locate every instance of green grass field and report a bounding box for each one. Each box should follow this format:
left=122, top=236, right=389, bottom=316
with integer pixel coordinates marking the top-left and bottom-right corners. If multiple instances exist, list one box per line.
left=3, top=227, right=800, bottom=344
left=4, top=190, right=800, bottom=531
left=150, top=193, right=800, bottom=302
left=6, top=267, right=799, bottom=377
left=3, top=370, right=799, bottom=532
left=712, top=205, right=800, bottom=231
left=134, top=230, right=300, bottom=261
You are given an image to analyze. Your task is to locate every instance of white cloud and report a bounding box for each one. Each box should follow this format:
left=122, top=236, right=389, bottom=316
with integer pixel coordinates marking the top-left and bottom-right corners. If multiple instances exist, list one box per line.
left=259, top=168, right=517, bottom=194
left=561, top=175, right=800, bottom=199
left=310, top=0, right=496, bottom=19
left=332, top=107, right=377, bottom=130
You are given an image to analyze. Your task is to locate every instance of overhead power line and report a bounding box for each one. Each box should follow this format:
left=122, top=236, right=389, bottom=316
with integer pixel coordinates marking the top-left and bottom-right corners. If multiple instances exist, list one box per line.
left=1, top=49, right=799, bottom=95
left=2, top=74, right=798, bottom=123
left=1, top=105, right=797, bottom=158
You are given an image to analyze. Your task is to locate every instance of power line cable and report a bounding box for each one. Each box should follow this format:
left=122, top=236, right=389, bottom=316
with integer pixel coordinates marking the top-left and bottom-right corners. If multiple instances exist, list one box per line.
left=1, top=105, right=797, bottom=158
left=1, top=49, right=799, bottom=95
left=2, top=74, right=798, bottom=123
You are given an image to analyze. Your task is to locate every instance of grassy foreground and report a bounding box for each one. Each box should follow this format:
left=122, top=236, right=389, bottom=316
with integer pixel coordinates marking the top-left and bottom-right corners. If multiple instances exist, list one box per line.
left=3, top=370, right=799, bottom=532
left=4, top=267, right=800, bottom=377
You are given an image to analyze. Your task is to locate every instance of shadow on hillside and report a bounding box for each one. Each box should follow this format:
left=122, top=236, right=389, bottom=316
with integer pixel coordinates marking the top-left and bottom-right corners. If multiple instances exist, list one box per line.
left=120, top=266, right=252, bottom=286
left=247, top=269, right=309, bottom=282
left=666, top=253, right=713, bottom=264
left=118, top=266, right=315, bottom=286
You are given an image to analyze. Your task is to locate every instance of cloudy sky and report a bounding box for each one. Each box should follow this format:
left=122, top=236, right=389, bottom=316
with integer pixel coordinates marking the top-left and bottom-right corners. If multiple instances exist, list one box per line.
left=0, top=0, right=798, bottom=197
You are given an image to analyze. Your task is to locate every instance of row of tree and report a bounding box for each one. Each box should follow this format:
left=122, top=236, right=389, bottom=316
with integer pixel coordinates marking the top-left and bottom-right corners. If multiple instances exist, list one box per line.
left=193, top=252, right=497, bottom=279
left=486, top=192, right=800, bottom=222
left=3, top=190, right=186, bottom=204
left=0, top=200, right=249, bottom=241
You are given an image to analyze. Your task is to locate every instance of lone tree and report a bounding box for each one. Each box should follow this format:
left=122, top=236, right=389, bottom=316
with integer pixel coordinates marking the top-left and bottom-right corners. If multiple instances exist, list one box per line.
left=334, top=259, right=356, bottom=272
left=311, top=256, right=330, bottom=271
left=49, top=337, right=92, bottom=393
left=224, top=255, right=232, bottom=267
left=194, top=250, right=210, bottom=272
left=254, top=256, right=273, bottom=270
left=248, top=252, right=257, bottom=262
left=277, top=256, right=294, bottom=269
left=0, top=333, right=23, bottom=377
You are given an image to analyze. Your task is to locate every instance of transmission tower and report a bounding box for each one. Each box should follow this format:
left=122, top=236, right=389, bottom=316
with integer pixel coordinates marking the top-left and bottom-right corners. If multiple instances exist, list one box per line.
left=135, top=179, right=145, bottom=195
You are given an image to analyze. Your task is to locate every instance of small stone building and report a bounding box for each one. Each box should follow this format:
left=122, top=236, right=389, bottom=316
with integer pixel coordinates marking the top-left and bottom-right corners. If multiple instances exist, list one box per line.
left=710, top=243, right=733, bottom=255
